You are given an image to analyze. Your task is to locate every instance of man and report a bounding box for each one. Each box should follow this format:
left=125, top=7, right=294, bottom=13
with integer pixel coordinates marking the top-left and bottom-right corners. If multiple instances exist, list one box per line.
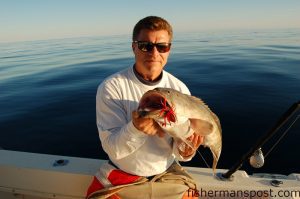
left=86, top=16, right=203, bottom=199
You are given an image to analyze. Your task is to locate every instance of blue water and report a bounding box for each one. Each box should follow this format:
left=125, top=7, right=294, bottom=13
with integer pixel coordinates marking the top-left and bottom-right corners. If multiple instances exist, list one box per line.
left=1, top=30, right=300, bottom=175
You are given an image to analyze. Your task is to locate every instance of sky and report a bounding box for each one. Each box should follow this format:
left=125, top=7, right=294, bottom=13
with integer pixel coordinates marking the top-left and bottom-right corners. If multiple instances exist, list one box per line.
left=0, top=0, right=300, bottom=43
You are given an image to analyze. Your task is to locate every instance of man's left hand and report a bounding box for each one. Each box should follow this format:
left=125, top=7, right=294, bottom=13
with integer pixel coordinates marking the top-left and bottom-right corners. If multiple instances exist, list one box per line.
left=178, top=133, right=204, bottom=158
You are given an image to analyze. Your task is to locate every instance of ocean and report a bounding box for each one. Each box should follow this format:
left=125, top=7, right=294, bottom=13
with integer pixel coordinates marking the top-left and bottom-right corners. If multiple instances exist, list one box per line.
left=0, top=29, right=299, bottom=175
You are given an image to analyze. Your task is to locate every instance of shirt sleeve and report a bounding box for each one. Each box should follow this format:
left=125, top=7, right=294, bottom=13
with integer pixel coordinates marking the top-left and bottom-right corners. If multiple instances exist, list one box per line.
left=96, top=81, right=148, bottom=160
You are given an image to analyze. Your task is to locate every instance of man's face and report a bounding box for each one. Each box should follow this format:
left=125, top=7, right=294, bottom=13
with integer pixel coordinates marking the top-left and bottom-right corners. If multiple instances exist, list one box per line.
left=132, top=29, right=171, bottom=81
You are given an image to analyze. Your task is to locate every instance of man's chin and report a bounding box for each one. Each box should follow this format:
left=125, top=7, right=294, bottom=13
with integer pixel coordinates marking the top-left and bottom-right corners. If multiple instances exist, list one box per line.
left=145, top=61, right=160, bottom=65
left=144, top=62, right=163, bottom=69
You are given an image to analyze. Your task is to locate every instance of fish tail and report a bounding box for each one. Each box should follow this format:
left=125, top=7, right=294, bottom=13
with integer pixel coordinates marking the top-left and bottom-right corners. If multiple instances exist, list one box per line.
left=210, top=146, right=221, bottom=174
left=212, top=158, right=217, bottom=175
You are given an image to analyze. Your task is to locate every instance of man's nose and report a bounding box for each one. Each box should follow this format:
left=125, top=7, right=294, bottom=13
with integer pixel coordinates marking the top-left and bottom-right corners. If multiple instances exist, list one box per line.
left=149, top=46, right=160, bottom=56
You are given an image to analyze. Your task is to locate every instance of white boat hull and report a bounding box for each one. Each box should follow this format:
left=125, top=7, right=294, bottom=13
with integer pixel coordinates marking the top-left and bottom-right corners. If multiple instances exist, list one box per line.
left=1, top=149, right=299, bottom=199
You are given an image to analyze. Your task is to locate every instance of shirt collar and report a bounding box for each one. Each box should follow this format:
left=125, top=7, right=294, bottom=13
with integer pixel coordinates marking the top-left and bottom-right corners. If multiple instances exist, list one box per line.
left=133, top=65, right=163, bottom=86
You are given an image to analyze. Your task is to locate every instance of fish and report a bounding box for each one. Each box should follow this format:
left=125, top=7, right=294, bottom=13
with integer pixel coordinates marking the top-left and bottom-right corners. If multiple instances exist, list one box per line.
left=137, top=87, right=222, bottom=173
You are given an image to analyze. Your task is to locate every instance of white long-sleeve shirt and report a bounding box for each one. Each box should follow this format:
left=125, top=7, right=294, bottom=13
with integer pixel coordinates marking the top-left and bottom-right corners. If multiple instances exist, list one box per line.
left=96, top=66, right=192, bottom=176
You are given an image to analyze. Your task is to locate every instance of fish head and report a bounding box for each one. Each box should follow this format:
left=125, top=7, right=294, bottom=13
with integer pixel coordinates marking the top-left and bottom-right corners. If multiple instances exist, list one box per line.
left=138, top=88, right=176, bottom=126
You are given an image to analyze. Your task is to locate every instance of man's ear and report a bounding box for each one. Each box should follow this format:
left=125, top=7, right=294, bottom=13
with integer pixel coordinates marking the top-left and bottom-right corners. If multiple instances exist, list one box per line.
left=132, top=42, right=136, bottom=51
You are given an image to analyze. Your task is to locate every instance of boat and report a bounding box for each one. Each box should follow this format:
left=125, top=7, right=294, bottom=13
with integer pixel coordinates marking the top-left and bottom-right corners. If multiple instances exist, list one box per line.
left=1, top=102, right=299, bottom=198
left=1, top=149, right=300, bottom=199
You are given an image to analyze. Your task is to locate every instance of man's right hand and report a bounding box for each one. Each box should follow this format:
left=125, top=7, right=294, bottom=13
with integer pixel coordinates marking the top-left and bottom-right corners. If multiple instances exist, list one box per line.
left=132, top=111, right=165, bottom=137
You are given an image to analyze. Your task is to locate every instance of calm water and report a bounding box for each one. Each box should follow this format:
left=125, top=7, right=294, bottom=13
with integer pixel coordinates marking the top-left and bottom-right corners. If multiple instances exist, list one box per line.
left=0, top=30, right=300, bottom=175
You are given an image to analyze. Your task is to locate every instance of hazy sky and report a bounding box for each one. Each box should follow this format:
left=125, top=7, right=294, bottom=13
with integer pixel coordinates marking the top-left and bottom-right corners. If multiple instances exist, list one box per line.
left=1, top=0, right=300, bottom=42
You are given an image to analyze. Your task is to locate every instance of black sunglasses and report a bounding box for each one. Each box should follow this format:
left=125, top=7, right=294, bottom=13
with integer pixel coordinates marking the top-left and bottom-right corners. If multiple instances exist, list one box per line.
left=133, top=41, right=171, bottom=53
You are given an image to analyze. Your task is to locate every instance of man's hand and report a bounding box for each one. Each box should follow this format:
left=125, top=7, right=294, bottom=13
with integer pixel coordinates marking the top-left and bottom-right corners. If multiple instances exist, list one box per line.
left=178, top=133, right=204, bottom=157
left=132, top=111, right=165, bottom=137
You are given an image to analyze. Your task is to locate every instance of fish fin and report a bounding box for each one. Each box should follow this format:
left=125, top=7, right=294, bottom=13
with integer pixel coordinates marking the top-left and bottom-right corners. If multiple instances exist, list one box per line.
left=188, top=95, right=211, bottom=111
left=175, top=138, right=196, bottom=152
left=189, top=118, right=213, bottom=136
left=188, top=95, right=222, bottom=132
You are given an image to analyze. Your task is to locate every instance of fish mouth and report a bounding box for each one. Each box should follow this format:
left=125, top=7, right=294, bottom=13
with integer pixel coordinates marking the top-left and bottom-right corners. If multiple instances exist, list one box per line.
left=138, top=90, right=171, bottom=117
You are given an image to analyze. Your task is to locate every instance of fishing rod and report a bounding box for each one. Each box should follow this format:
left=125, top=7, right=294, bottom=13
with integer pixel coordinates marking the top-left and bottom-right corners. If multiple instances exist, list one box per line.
left=219, top=100, right=300, bottom=180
